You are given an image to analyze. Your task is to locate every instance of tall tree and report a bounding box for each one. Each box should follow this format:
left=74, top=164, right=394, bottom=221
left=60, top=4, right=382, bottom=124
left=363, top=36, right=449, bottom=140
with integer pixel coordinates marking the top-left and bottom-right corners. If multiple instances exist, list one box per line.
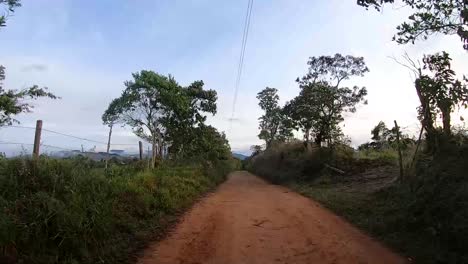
left=358, top=0, right=468, bottom=50
left=104, top=71, right=220, bottom=164
left=164, top=80, right=218, bottom=157
left=419, top=52, right=468, bottom=136
left=256, top=87, right=292, bottom=148
left=103, top=71, right=180, bottom=167
left=288, top=54, right=368, bottom=146
left=395, top=52, right=467, bottom=151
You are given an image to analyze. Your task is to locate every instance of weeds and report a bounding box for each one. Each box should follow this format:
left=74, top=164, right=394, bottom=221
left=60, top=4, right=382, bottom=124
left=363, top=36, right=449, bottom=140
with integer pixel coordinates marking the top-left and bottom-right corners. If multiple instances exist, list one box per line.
left=0, top=156, right=236, bottom=264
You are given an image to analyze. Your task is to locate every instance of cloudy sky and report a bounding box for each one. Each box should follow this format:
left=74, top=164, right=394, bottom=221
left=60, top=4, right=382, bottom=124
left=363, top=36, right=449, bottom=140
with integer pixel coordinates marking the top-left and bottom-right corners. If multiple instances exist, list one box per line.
left=0, top=0, right=466, bottom=155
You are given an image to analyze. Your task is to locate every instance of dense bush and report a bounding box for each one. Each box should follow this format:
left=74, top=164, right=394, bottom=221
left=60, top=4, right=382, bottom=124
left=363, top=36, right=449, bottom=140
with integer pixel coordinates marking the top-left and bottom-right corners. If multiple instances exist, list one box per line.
left=0, top=156, right=237, bottom=264
left=246, top=142, right=327, bottom=183
left=246, top=142, right=396, bottom=184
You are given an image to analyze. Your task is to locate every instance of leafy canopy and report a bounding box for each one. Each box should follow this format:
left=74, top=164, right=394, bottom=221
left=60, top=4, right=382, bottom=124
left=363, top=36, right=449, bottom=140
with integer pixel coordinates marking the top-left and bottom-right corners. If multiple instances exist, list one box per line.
left=103, top=70, right=227, bottom=161
left=286, top=54, right=368, bottom=145
left=418, top=51, right=468, bottom=135
left=0, top=66, right=57, bottom=126
left=358, top=0, right=468, bottom=50
left=256, top=87, right=293, bottom=147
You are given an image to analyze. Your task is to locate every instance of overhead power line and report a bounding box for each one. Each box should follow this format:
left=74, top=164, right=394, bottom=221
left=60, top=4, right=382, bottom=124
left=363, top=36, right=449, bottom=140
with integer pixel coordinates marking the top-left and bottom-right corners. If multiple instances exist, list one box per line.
left=2, top=125, right=134, bottom=146
left=230, top=0, right=254, bottom=129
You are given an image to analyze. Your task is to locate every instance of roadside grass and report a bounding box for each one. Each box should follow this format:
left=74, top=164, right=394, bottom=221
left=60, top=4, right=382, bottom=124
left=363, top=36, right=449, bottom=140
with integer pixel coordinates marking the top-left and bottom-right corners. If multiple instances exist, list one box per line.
left=289, top=183, right=423, bottom=262
left=0, top=156, right=236, bottom=264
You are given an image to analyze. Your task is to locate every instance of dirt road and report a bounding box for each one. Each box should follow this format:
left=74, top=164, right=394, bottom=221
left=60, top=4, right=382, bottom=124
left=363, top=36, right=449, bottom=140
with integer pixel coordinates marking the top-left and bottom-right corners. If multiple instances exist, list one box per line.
left=138, top=171, right=406, bottom=264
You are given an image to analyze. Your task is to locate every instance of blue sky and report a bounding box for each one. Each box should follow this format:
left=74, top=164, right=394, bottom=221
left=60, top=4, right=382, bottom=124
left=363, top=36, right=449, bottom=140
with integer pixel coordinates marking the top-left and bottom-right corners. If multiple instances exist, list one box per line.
left=0, top=0, right=467, bottom=155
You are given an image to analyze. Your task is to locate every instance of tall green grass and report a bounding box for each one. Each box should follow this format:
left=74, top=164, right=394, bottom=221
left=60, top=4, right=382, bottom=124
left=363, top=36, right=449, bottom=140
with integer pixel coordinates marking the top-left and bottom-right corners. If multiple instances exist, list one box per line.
left=0, top=157, right=236, bottom=264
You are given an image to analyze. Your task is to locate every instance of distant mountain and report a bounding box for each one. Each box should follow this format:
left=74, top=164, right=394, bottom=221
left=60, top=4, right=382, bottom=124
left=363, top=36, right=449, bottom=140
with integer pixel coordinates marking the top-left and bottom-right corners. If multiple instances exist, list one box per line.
left=232, top=152, right=248, bottom=160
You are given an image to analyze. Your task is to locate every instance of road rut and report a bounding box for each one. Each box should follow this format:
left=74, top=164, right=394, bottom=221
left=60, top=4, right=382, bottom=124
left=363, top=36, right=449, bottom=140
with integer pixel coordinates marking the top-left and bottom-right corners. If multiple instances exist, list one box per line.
left=138, top=171, right=406, bottom=264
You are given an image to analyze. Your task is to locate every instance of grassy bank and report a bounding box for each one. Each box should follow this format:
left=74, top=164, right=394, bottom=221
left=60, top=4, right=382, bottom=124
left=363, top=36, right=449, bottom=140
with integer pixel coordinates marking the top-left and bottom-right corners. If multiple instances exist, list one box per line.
left=0, top=156, right=237, bottom=264
left=247, top=142, right=468, bottom=263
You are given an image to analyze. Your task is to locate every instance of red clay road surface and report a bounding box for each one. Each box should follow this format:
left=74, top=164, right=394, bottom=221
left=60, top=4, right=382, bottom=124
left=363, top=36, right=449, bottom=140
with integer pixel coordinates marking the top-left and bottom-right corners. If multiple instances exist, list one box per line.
left=138, top=171, right=406, bottom=264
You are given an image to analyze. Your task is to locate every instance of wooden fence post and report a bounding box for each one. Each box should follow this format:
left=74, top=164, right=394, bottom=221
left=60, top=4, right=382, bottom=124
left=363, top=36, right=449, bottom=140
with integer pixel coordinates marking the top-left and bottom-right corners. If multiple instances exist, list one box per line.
left=139, top=141, right=143, bottom=160
left=33, top=120, right=42, bottom=159
left=394, top=120, right=404, bottom=183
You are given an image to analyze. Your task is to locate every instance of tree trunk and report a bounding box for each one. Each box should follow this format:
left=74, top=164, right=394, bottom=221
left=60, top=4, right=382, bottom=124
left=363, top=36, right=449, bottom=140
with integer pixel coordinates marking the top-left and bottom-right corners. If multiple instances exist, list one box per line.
left=315, top=133, right=322, bottom=147
left=394, top=120, right=404, bottom=183
left=158, top=139, right=164, bottom=159
left=415, top=79, right=436, bottom=151
left=441, top=105, right=451, bottom=136
left=151, top=135, right=157, bottom=169
left=303, top=128, right=310, bottom=150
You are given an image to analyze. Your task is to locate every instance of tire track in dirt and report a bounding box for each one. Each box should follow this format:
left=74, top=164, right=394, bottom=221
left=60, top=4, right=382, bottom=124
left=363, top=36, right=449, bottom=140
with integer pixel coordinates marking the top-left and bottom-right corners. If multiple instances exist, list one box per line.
left=138, top=171, right=406, bottom=264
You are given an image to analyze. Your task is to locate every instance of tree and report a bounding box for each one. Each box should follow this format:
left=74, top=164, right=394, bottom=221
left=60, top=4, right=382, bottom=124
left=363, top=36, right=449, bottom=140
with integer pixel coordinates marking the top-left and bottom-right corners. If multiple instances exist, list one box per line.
left=392, top=51, right=467, bottom=151
left=419, top=52, right=468, bottom=136
left=359, top=120, right=415, bottom=150
left=187, top=124, right=231, bottom=161
left=250, top=145, right=263, bottom=157
left=165, top=80, right=218, bottom=157
left=104, top=70, right=221, bottom=165
left=369, top=120, right=393, bottom=149
left=0, top=0, right=21, bottom=28
left=103, top=70, right=181, bottom=167
left=256, top=87, right=292, bottom=148
left=0, top=66, right=57, bottom=126
left=287, top=54, right=368, bottom=146
left=358, top=0, right=468, bottom=50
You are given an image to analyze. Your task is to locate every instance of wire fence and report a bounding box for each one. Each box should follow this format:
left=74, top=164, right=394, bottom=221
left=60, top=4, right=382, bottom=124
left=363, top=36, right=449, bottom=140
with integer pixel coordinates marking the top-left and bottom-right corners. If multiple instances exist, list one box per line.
left=0, top=122, right=154, bottom=159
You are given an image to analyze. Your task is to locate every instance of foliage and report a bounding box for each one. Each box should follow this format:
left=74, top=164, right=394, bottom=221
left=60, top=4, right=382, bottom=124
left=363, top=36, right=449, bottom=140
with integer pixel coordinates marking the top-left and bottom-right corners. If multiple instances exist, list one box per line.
left=0, top=0, right=21, bottom=28
left=249, top=145, right=263, bottom=157
left=256, top=87, right=292, bottom=147
left=358, top=0, right=468, bottom=50
left=418, top=52, right=468, bottom=136
left=0, top=66, right=58, bottom=126
left=0, top=2, right=57, bottom=127
left=359, top=120, right=415, bottom=151
left=246, top=141, right=327, bottom=183
left=292, top=139, right=468, bottom=263
left=175, top=124, right=232, bottom=162
left=166, top=80, right=219, bottom=158
left=285, top=54, right=368, bottom=145
left=0, top=157, right=237, bottom=264
left=103, top=71, right=223, bottom=164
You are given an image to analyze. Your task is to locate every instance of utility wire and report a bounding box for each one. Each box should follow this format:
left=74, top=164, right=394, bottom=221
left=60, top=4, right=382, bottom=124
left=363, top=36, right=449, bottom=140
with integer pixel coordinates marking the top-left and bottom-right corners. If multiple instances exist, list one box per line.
left=230, top=0, right=254, bottom=129
left=0, top=141, right=73, bottom=151
left=2, top=125, right=135, bottom=146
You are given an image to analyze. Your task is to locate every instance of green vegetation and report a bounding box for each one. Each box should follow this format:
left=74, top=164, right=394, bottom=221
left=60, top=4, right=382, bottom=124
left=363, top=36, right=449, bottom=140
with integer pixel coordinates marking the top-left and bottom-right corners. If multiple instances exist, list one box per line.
left=289, top=140, right=468, bottom=263
left=247, top=27, right=468, bottom=261
left=0, top=0, right=58, bottom=127
left=358, top=0, right=468, bottom=50
left=0, top=4, right=238, bottom=263
left=103, top=70, right=223, bottom=167
left=247, top=134, right=468, bottom=263
left=0, top=156, right=238, bottom=264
